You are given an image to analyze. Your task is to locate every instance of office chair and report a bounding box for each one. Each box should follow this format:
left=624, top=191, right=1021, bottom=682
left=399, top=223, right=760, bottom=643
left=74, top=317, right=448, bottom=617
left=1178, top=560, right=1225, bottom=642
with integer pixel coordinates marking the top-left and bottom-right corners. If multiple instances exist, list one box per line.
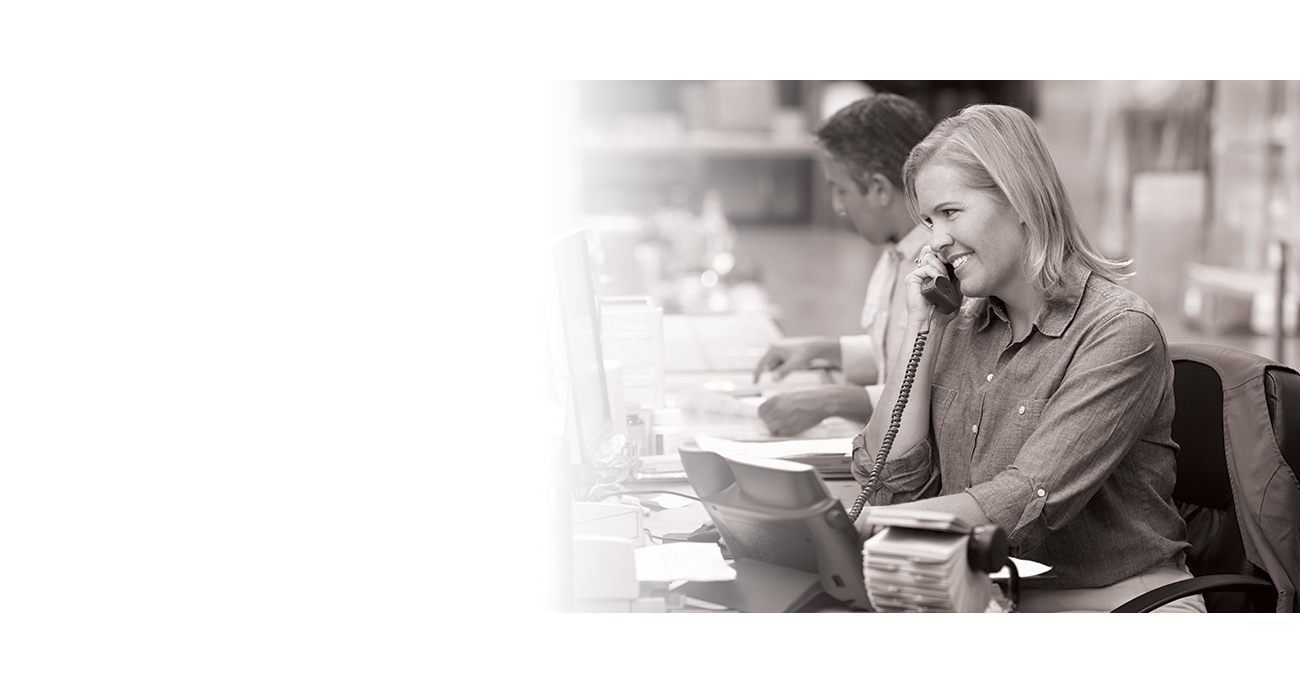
left=1113, top=343, right=1300, bottom=612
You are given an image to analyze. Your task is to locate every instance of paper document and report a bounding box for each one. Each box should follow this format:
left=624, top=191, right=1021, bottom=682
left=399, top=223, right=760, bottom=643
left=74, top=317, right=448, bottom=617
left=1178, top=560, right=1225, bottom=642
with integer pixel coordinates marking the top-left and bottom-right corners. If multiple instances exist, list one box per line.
left=990, top=558, right=1051, bottom=579
left=694, top=433, right=854, bottom=459
left=634, top=543, right=737, bottom=583
left=673, top=388, right=762, bottom=417
left=638, top=493, right=695, bottom=510
left=635, top=453, right=687, bottom=481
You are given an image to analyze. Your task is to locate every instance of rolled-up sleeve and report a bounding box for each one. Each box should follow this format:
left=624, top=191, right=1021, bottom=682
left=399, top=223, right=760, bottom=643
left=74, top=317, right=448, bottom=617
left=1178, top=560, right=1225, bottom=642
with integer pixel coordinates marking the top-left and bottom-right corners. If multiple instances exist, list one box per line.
left=852, top=432, right=942, bottom=506
left=964, top=310, right=1169, bottom=548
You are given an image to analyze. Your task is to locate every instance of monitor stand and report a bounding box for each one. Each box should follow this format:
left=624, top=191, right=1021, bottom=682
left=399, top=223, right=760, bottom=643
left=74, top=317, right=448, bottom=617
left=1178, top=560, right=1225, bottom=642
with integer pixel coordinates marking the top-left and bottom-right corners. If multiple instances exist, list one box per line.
left=676, top=559, right=827, bottom=613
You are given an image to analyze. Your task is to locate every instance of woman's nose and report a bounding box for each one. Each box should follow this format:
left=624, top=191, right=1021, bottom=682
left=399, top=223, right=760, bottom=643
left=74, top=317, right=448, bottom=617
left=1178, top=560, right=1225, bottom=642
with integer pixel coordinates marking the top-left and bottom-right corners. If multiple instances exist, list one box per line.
left=831, top=195, right=845, bottom=217
left=928, top=227, right=953, bottom=253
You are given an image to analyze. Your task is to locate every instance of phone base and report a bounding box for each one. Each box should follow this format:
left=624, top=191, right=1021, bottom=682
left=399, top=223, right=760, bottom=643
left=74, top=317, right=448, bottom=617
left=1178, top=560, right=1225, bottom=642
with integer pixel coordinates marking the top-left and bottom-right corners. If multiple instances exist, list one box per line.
left=675, top=558, right=828, bottom=613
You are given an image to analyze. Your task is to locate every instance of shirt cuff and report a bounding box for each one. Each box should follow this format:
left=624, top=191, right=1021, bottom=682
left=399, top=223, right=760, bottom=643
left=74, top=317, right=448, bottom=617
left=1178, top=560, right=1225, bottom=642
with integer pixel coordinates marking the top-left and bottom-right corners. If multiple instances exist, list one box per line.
left=839, top=334, right=879, bottom=386
left=964, top=469, right=1048, bottom=550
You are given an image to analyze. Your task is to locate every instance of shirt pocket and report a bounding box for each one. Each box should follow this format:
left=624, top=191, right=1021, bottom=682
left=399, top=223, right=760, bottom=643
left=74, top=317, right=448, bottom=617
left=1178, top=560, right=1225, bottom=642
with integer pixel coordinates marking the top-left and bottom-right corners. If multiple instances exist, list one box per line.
left=930, top=384, right=958, bottom=430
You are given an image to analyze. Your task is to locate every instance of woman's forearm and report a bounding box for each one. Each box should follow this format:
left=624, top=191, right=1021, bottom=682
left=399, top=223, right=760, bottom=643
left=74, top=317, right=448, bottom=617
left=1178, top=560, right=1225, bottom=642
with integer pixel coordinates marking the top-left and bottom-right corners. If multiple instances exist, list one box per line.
left=861, top=313, right=945, bottom=463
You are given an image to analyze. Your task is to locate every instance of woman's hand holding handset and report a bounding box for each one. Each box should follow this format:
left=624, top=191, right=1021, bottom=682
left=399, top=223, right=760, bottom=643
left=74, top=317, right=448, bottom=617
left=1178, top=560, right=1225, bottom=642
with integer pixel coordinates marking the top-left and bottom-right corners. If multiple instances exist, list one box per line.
left=906, top=245, right=963, bottom=332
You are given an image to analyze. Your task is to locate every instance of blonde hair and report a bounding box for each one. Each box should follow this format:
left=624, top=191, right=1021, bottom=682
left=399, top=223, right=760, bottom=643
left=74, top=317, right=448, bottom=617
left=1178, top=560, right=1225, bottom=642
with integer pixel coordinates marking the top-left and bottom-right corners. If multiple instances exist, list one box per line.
left=902, top=104, right=1130, bottom=297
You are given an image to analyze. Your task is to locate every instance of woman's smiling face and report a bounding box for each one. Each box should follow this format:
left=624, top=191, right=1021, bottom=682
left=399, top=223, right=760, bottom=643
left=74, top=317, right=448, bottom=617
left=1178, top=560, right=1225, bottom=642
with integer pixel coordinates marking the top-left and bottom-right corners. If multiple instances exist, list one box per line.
left=913, top=163, right=1029, bottom=301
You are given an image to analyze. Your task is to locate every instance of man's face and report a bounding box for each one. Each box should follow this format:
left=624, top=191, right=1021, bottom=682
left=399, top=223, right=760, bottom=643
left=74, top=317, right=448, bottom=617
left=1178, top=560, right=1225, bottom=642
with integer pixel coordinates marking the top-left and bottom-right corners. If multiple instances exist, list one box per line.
left=822, top=154, right=892, bottom=245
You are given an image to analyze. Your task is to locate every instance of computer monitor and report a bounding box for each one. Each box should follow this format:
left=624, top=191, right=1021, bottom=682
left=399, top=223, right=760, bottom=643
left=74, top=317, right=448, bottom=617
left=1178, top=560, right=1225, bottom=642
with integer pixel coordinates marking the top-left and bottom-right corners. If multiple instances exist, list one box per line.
left=546, top=228, right=615, bottom=469
left=676, top=444, right=872, bottom=612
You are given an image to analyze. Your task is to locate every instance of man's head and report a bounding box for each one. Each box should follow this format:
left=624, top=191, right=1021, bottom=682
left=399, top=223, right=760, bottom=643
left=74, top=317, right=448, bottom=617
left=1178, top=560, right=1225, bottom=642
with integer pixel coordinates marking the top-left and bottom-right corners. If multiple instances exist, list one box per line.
left=813, top=93, right=934, bottom=244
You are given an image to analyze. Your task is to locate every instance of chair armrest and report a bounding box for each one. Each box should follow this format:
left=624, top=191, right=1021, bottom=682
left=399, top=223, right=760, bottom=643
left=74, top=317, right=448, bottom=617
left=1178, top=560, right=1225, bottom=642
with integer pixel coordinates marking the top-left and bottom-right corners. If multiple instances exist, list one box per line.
left=1111, top=574, right=1276, bottom=613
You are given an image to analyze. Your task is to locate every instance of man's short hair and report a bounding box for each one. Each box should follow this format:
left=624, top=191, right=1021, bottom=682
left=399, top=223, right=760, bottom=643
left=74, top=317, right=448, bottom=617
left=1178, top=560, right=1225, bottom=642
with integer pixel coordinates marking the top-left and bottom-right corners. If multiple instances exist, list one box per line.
left=813, top=93, right=934, bottom=194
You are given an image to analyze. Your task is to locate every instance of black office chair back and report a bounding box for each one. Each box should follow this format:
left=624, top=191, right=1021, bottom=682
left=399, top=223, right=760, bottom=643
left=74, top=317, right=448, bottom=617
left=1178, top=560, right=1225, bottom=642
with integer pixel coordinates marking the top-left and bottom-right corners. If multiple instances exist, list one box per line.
left=1169, top=355, right=1300, bottom=612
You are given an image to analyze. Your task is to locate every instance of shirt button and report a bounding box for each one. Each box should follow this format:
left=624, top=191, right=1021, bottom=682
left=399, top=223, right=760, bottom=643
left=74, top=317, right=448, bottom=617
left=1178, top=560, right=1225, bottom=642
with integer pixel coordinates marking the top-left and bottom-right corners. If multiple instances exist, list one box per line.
left=1018, top=405, right=1026, bottom=415
left=971, top=424, right=978, bottom=434
left=986, top=374, right=993, bottom=382
left=1037, top=489, right=1046, bottom=497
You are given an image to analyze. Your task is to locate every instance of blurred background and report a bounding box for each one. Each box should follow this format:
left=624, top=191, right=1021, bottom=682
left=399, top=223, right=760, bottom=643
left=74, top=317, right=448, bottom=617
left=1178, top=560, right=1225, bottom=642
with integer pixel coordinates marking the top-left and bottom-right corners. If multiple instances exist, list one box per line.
left=545, top=80, right=1300, bottom=368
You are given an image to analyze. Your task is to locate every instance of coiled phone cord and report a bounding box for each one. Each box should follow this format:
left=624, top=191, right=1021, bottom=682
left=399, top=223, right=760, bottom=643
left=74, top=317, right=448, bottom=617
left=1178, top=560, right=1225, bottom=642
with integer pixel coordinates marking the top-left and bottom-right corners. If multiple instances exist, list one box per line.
left=847, top=310, right=933, bottom=523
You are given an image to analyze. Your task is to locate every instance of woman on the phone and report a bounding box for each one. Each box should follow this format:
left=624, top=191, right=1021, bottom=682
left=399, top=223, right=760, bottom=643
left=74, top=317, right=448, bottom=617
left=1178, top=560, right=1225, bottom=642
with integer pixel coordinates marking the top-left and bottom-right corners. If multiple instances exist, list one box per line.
left=851, top=104, right=1203, bottom=612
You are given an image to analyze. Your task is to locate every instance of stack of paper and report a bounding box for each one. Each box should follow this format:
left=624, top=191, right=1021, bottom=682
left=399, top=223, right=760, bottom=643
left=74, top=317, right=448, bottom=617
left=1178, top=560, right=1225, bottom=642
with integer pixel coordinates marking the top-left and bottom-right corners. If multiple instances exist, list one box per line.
left=862, top=527, right=992, bottom=613
left=694, top=434, right=854, bottom=460
left=634, top=453, right=687, bottom=480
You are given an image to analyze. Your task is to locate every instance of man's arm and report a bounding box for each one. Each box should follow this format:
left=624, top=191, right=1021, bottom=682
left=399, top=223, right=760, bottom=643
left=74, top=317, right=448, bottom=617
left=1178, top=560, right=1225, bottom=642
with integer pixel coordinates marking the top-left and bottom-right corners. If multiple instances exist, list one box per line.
left=751, top=336, right=842, bottom=384
left=757, top=385, right=872, bottom=437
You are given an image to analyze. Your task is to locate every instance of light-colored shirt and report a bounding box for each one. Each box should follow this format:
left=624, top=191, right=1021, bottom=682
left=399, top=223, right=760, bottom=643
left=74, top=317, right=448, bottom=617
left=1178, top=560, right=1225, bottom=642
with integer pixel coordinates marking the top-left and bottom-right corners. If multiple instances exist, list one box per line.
left=854, top=262, right=1190, bottom=590
left=841, top=225, right=929, bottom=404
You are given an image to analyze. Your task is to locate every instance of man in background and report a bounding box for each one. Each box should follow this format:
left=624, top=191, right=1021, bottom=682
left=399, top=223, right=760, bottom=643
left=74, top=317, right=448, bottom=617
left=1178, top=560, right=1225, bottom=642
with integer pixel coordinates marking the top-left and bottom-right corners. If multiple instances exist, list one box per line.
left=752, top=93, right=935, bottom=436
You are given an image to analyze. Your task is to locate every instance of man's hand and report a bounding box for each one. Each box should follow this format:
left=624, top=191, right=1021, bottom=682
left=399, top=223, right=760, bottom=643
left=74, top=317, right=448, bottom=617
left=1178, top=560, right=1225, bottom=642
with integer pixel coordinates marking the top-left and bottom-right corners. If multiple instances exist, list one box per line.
left=751, top=336, right=841, bottom=384
left=757, top=385, right=872, bottom=437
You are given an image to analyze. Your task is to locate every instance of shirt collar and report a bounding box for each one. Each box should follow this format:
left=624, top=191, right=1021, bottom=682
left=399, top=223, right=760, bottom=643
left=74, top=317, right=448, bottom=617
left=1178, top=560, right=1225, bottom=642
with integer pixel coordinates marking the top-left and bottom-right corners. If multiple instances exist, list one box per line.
left=892, top=224, right=929, bottom=261
left=973, top=261, right=1091, bottom=338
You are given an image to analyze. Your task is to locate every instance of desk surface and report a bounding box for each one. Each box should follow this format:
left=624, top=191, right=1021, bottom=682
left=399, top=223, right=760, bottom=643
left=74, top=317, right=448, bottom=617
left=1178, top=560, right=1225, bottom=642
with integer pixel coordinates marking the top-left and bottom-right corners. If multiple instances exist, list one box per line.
left=660, top=310, right=860, bottom=442
left=647, top=310, right=864, bottom=519
left=597, top=310, right=869, bottom=611
left=662, top=312, right=784, bottom=372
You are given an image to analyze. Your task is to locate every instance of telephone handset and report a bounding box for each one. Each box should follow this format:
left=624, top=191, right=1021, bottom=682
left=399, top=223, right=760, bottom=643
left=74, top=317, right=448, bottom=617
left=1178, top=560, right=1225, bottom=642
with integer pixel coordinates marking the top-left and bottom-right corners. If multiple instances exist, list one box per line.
left=919, top=261, right=963, bottom=314
left=848, top=261, right=962, bottom=522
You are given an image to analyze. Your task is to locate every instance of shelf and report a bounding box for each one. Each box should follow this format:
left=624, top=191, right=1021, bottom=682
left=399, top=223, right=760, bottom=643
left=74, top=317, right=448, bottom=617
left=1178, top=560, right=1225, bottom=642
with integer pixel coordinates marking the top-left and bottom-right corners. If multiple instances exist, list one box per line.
left=579, top=130, right=817, bottom=158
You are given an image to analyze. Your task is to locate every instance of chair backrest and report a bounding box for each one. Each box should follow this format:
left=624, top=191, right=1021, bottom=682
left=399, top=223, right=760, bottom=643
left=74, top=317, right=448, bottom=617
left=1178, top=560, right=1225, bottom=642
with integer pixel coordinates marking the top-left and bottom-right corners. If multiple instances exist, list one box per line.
left=1264, top=366, right=1300, bottom=480
left=1169, top=343, right=1300, bottom=612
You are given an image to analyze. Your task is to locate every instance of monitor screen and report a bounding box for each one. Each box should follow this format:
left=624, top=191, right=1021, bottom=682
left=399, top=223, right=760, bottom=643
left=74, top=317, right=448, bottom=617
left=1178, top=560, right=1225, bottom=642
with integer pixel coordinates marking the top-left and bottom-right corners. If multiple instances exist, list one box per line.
left=547, top=228, right=614, bottom=467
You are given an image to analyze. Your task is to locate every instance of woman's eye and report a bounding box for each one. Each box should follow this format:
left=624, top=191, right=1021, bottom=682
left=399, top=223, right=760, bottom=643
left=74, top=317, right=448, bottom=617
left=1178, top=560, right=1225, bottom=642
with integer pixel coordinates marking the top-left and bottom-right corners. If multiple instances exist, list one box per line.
left=943, top=209, right=958, bottom=219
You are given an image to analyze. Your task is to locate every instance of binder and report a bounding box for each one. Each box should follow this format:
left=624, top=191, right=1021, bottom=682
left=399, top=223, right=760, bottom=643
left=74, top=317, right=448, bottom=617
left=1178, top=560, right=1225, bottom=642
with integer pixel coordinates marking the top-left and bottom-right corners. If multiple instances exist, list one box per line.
left=599, top=296, right=665, bottom=410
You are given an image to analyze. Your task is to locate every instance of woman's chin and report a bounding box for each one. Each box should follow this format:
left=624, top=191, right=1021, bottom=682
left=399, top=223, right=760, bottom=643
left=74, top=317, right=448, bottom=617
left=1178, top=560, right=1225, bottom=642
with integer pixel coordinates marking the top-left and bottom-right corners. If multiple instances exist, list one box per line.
left=953, top=275, right=980, bottom=299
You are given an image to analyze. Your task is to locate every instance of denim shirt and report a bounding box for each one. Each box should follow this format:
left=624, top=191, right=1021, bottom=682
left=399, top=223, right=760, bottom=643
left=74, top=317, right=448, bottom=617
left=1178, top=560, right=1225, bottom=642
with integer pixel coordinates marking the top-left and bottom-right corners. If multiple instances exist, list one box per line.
left=857, top=262, right=1191, bottom=589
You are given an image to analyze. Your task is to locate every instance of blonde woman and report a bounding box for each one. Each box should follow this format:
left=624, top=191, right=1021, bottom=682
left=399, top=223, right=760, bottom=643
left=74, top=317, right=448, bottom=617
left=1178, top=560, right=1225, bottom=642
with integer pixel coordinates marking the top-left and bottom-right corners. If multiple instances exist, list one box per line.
left=851, top=104, right=1204, bottom=612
